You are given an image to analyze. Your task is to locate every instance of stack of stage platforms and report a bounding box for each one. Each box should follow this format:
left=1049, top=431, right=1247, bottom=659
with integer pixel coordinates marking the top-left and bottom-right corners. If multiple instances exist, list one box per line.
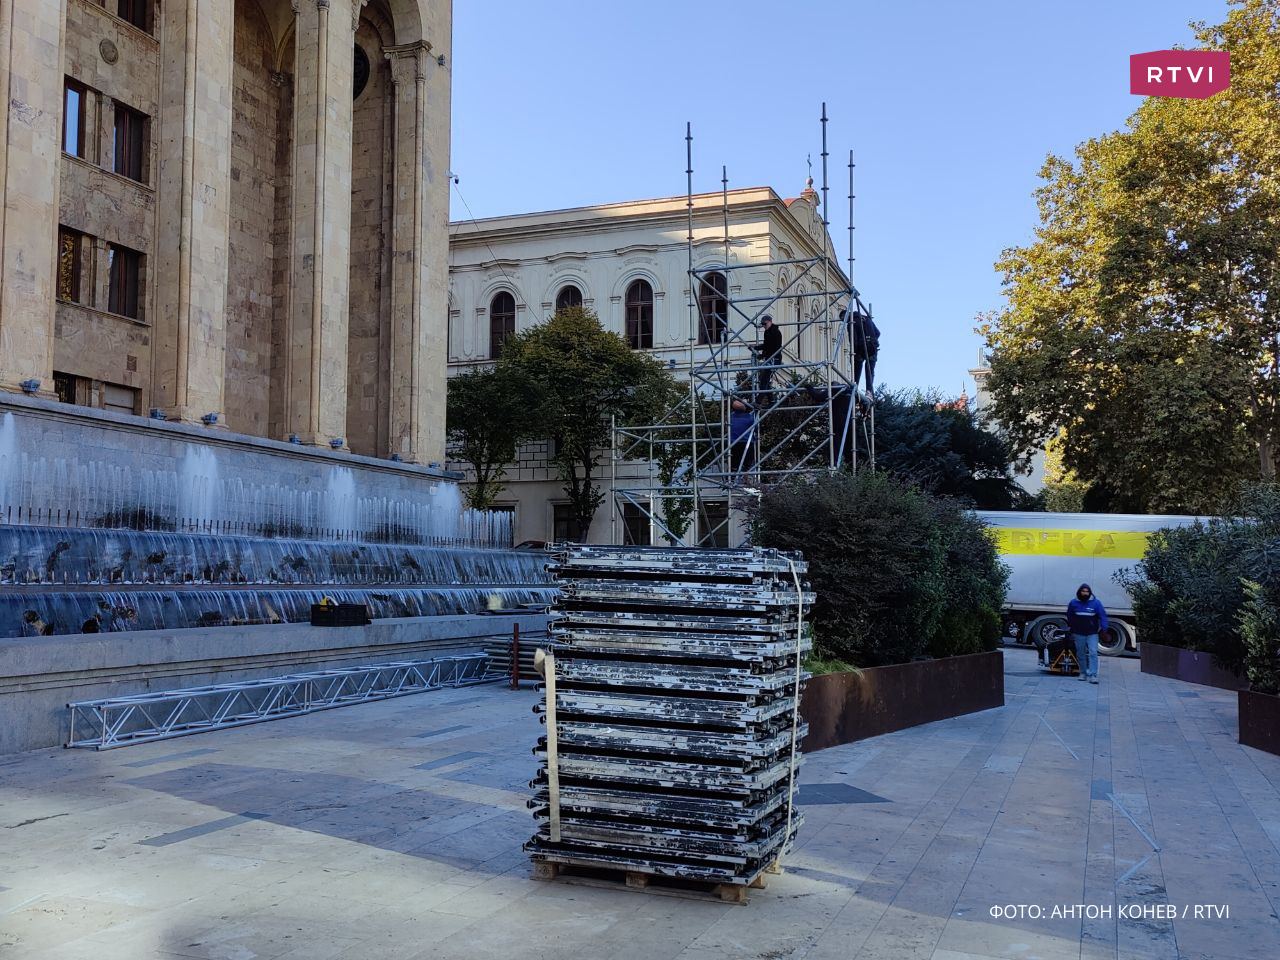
left=526, top=545, right=813, bottom=902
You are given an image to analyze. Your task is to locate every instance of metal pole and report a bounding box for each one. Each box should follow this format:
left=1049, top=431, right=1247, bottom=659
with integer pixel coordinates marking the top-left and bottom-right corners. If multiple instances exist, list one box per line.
left=849, top=148, right=858, bottom=473
left=721, top=165, right=731, bottom=479
left=510, top=623, right=521, bottom=690
left=610, top=414, right=618, bottom=545
left=821, top=104, right=835, bottom=470
left=686, top=123, right=701, bottom=529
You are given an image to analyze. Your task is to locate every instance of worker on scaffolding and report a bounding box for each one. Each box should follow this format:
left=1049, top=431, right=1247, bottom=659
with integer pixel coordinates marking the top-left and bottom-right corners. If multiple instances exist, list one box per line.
left=729, top=396, right=757, bottom=483
left=756, top=315, right=783, bottom=397
left=844, top=306, right=880, bottom=397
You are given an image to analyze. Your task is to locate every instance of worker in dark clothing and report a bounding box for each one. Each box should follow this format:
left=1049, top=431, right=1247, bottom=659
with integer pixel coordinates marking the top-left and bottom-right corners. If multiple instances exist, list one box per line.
left=1067, top=583, right=1108, bottom=683
left=757, top=315, right=783, bottom=394
left=729, top=396, right=756, bottom=480
left=845, top=306, right=880, bottom=397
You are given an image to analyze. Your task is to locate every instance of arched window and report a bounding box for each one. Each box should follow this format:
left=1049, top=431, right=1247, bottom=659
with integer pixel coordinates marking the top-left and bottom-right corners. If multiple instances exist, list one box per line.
left=697, top=271, right=727, bottom=344
left=624, top=279, right=654, bottom=350
left=555, top=284, right=583, bottom=313
left=489, top=291, right=516, bottom=358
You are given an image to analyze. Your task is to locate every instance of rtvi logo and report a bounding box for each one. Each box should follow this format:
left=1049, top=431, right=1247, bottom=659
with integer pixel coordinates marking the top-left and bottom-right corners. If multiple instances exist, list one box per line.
left=1130, top=50, right=1230, bottom=99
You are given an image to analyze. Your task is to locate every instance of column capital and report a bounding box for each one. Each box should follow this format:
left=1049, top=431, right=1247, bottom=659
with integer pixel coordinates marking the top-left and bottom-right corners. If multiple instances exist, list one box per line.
left=351, top=0, right=368, bottom=31
left=385, top=41, right=432, bottom=84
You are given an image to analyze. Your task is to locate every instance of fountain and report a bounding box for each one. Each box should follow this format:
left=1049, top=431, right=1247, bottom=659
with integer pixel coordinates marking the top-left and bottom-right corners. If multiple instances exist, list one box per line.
left=0, top=413, right=15, bottom=515
left=178, top=445, right=221, bottom=531
left=324, top=466, right=357, bottom=537
left=0, top=411, right=551, bottom=638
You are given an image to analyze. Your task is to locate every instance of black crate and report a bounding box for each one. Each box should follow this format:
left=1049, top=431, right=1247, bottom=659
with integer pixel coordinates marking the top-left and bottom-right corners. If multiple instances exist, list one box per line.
left=310, top=603, right=371, bottom=627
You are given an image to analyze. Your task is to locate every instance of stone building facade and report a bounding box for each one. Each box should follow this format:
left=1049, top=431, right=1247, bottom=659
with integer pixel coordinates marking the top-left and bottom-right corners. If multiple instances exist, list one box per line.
left=0, top=0, right=452, bottom=463
left=447, top=184, right=849, bottom=545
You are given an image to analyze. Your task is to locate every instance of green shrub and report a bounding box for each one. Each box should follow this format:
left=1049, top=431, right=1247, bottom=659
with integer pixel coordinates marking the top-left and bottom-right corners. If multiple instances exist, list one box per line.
left=1239, top=580, right=1280, bottom=696
left=930, top=505, right=1009, bottom=658
left=754, top=471, right=1007, bottom=667
left=1119, top=483, right=1280, bottom=675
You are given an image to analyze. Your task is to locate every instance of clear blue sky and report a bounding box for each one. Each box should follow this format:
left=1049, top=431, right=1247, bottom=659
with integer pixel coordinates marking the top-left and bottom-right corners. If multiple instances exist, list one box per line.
left=449, top=0, right=1226, bottom=395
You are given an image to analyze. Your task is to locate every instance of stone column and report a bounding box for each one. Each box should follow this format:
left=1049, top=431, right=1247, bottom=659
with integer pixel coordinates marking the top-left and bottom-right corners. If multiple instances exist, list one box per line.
left=284, top=0, right=356, bottom=448
left=151, top=0, right=236, bottom=425
left=0, top=0, right=66, bottom=397
left=386, top=11, right=450, bottom=463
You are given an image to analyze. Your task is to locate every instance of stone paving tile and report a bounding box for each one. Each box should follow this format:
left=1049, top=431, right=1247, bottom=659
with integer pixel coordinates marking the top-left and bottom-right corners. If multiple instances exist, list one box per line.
left=2, top=651, right=1279, bottom=959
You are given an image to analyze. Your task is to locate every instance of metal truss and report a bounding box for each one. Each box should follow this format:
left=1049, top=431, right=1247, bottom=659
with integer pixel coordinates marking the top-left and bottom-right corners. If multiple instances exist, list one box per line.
left=610, top=107, right=877, bottom=548
left=66, top=653, right=492, bottom=750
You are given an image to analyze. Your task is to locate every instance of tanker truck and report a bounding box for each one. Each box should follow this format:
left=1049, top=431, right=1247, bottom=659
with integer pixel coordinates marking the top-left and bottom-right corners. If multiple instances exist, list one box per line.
left=975, top=511, right=1203, bottom=656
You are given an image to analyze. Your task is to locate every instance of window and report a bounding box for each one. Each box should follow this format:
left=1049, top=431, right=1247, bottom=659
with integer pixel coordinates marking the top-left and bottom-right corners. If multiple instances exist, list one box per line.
left=113, top=104, right=147, bottom=182
left=63, top=80, right=87, bottom=158
left=624, top=279, right=653, bottom=350
left=698, top=501, right=730, bottom=548
left=621, top=502, right=650, bottom=546
left=53, top=371, right=83, bottom=406
left=57, top=228, right=84, bottom=303
left=489, top=291, right=515, bottom=359
left=117, top=0, right=150, bottom=31
left=102, top=383, right=139, bottom=416
left=552, top=503, right=577, bottom=543
left=107, top=244, right=142, bottom=319
left=52, top=372, right=138, bottom=415
left=697, top=271, right=728, bottom=344
left=555, top=284, right=583, bottom=313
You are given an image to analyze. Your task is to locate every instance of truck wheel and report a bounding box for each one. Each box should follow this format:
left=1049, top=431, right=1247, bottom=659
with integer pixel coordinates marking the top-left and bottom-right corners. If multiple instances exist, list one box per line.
left=1027, top=615, right=1068, bottom=648
left=1098, top=621, right=1131, bottom=656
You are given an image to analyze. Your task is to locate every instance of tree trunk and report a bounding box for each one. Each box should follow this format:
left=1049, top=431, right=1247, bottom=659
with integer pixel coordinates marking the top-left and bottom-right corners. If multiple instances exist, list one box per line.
left=1260, top=435, right=1277, bottom=482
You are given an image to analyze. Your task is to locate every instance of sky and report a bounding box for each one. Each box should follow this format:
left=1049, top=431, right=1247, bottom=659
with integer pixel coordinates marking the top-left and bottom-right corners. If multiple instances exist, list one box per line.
left=448, top=0, right=1227, bottom=395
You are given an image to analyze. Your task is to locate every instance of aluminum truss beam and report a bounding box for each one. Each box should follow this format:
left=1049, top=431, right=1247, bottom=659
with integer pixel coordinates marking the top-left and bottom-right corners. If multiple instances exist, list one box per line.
left=66, top=654, right=493, bottom=750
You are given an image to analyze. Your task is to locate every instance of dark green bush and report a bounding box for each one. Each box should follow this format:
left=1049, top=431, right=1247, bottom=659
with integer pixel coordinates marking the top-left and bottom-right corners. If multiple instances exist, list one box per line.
left=1239, top=580, right=1280, bottom=696
left=754, top=471, right=1007, bottom=667
left=1120, top=484, right=1280, bottom=675
left=930, top=505, right=1009, bottom=658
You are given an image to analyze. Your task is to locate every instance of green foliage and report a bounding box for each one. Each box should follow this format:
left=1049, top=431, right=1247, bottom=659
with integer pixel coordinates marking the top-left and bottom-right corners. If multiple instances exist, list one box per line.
left=1119, top=483, right=1280, bottom=673
left=803, top=654, right=859, bottom=676
left=1042, top=431, right=1088, bottom=513
left=980, top=0, right=1280, bottom=513
left=653, top=435, right=694, bottom=545
left=873, top=388, right=1024, bottom=509
left=499, top=308, right=683, bottom=540
left=930, top=505, right=1010, bottom=658
left=754, top=471, right=1008, bottom=667
left=1239, top=579, right=1280, bottom=695
left=446, top=366, right=544, bottom=510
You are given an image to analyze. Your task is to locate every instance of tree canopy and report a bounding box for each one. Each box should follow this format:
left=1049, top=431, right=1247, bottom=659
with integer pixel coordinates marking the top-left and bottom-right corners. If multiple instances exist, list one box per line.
left=980, top=0, right=1280, bottom=514
left=498, top=307, right=683, bottom=540
left=445, top=365, right=543, bottom=510
left=873, top=388, right=1025, bottom=509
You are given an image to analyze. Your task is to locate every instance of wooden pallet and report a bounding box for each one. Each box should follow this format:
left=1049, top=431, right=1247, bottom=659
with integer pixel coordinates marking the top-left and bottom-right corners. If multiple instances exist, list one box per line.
left=530, top=858, right=781, bottom=904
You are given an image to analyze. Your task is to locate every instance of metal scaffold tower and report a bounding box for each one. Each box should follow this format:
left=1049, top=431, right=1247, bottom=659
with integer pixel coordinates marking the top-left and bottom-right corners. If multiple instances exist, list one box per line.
left=610, top=106, right=878, bottom=548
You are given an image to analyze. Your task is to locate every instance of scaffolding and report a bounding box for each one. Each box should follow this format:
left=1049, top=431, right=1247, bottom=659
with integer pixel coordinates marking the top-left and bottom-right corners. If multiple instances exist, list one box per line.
left=610, top=106, right=877, bottom=547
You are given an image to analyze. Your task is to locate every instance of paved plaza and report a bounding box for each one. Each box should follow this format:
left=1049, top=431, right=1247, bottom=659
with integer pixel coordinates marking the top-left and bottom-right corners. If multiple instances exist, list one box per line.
left=2, top=649, right=1279, bottom=960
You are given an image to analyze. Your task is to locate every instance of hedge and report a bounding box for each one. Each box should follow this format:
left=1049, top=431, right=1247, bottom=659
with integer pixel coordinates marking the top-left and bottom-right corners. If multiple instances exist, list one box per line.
left=753, top=471, right=1008, bottom=668
left=1120, top=485, right=1280, bottom=688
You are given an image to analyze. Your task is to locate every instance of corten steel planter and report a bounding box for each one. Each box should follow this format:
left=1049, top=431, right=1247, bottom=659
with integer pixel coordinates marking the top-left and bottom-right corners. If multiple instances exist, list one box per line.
left=1139, top=641, right=1248, bottom=692
left=799, top=650, right=1004, bottom=752
left=1239, top=689, right=1280, bottom=757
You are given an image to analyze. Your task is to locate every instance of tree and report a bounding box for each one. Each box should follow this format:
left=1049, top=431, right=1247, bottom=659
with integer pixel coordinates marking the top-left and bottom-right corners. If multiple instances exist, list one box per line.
left=873, top=388, right=1025, bottom=509
left=1042, top=430, right=1087, bottom=512
left=445, top=366, right=543, bottom=510
left=980, top=0, right=1280, bottom=514
left=499, top=308, right=682, bottom=540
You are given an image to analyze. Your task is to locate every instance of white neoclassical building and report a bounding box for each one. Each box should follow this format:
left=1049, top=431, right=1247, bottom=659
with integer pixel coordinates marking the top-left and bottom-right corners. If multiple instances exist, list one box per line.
left=447, top=182, right=851, bottom=545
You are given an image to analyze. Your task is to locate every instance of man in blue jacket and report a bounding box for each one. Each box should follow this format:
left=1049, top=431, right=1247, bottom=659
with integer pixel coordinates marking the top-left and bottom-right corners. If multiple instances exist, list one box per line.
left=1067, top=583, right=1108, bottom=684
